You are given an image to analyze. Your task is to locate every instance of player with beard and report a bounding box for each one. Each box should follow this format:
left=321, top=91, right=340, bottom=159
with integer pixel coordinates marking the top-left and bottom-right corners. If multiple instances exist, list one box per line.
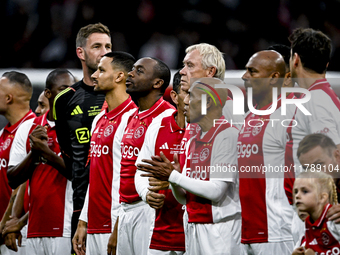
left=53, top=23, right=112, bottom=250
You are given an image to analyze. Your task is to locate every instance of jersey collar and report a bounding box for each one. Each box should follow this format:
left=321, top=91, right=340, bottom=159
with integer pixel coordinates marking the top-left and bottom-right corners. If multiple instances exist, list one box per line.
left=253, top=94, right=284, bottom=112
left=196, top=116, right=227, bottom=143
left=138, top=97, right=166, bottom=120
left=4, top=110, right=35, bottom=134
left=105, top=96, right=135, bottom=120
left=169, top=111, right=185, bottom=133
left=37, top=111, right=55, bottom=128
left=308, top=79, right=329, bottom=91
left=306, top=203, right=331, bottom=228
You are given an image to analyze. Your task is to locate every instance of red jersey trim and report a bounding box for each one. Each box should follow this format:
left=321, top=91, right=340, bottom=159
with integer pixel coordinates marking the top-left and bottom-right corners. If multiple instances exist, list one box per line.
left=306, top=203, right=331, bottom=228
left=169, top=111, right=185, bottom=133
left=138, top=97, right=175, bottom=120
left=105, top=96, right=135, bottom=120
left=4, top=110, right=35, bottom=133
left=195, top=116, right=230, bottom=143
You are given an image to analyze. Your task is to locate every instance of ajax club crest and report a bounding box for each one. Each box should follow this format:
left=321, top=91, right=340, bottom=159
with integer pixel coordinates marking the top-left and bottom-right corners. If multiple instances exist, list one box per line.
left=134, top=126, right=145, bottom=139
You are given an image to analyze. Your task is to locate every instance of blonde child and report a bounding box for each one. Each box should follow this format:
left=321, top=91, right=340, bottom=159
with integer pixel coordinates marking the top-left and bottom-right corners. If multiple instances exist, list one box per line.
left=292, top=171, right=339, bottom=255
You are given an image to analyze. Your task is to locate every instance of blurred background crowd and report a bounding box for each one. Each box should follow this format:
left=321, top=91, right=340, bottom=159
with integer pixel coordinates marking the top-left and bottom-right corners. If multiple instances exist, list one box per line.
left=2, top=0, right=340, bottom=71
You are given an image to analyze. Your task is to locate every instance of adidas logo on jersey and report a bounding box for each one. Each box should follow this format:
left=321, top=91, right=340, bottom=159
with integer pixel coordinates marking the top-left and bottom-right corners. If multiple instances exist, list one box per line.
left=159, top=142, right=169, bottom=150
left=71, top=105, right=83, bottom=115
left=309, top=238, right=318, bottom=245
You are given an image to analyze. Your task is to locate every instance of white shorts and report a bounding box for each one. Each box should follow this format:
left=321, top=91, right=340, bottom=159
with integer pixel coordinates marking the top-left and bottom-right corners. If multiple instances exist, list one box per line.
left=184, top=213, right=242, bottom=255
left=0, top=244, right=26, bottom=255
left=148, top=249, right=184, bottom=255
left=20, top=225, right=27, bottom=247
left=117, top=201, right=154, bottom=255
left=26, top=237, right=71, bottom=255
left=241, top=241, right=294, bottom=255
left=86, top=233, right=111, bottom=255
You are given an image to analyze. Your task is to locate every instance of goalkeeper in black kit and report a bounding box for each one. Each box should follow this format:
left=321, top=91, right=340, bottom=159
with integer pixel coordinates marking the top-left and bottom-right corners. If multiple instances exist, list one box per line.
left=53, top=23, right=112, bottom=252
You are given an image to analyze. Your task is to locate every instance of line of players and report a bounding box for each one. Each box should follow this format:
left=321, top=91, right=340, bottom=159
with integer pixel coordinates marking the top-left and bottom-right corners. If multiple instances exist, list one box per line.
left=0, top=23, right=339, bottom=255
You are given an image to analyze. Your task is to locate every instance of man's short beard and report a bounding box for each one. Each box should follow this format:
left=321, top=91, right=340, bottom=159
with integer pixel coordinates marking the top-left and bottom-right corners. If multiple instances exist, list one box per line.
left=87, top=64, right=98, bottom=75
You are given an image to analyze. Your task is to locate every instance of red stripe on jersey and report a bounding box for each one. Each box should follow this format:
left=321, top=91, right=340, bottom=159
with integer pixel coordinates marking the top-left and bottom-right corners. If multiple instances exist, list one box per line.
left=119, top=98, right=175, bottom=203
left=0, top=110, right=35, bottom=223
left=185, top=117, right=231, bottom=223
left=87, top=98, right=137, bottom=234
left=238, top=98, right=284, bottom=243
left=25, top=112, right=69, bottom=238
left=238, top=114, right=270, bottom=243
left=284, top=80, right=340, bottom=204
left=179, top=123, right=200, bottom=171
left=305, top=204, right=340, bottom=253
left=149, top=112, right=185, bottom=251
left=309, top=79, right=340, bottom=109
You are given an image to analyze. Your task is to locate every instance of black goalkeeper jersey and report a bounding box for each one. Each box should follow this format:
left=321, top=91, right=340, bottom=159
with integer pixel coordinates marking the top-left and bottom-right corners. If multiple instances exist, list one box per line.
left=53, top=79, right=105, bottom=210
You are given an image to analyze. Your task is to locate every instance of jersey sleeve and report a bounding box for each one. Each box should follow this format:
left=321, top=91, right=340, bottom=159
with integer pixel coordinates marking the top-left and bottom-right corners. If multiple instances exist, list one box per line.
left=8, top=119, right=33, bottom=166
left=135, top=118, right=162, bottom=201
left=327, top=220, right=340, bottom=242
left=169, top=170, right=229, bottom=202
left=210, top=127, right=239, bottom=182
left=309, top=91, right=340, bottom=145
left=53, top=88, right=74, bottom=160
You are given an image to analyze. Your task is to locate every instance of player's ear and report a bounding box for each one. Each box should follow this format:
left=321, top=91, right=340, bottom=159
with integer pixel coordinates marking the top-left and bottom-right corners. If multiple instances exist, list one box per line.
left=76, top=47, right=85, bottom=61
left=170, top=90, right=178, bottom=105
left=5, top=94, right=13, bottom=104
left=293, top=53, right=300, bottom=68
left=334, top=149, right=340, bottom=165
left=44, top=89, right=52, bottom=99
left=206, top=95, right=213, bottom=109
left=320, top=192, right=329, bottom=204
left=206, top=66, right=217, bottom=78
left=153, top=78, right=164, bottom=90
left=283, top=72, right=293, bottom=88
left=116, top=72, right=125, bottom=83
left=270, top=72, right=280, bottom=85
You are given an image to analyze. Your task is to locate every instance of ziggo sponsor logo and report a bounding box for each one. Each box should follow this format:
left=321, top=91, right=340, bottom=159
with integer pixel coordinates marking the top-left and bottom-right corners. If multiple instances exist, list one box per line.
left=0, top=158, right=7, bottom=170
left=317, top=247, right=340, bottom=255
left=121, top=143, right=140, bottom=159
left=237, top=142, right=259, bottom=158
left=90, top=141, right=109, bottom=157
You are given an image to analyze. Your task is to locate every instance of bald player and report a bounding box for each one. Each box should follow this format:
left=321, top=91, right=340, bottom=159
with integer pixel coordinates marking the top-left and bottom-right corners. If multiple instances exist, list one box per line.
left=237, top=50, right=295, bottom=254
left=0, top=71, right=35, bottom=255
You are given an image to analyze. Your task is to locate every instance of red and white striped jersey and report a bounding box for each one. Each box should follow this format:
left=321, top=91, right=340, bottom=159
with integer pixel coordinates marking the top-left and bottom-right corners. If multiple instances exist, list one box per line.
left=0, top=110, right=35, bottom=222
left=179, top=123, right=200, bottom=171
left=87, top=97, right=137, bottom=234
left=119, top=97, right=175, bottom=204
left=285, top=79, right=340, bottom=203
left=238, top=95, right=295, bottom=244
left=135, top=111, right=185, bottom=251
left=183, top=117, right=240, bottom=223
left=9, top=112, right=73, bottom=238
left=304, top=204, right=340, bottom=254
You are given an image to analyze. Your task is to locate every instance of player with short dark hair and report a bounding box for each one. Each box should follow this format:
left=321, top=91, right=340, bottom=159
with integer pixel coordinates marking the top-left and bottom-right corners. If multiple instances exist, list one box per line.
left=134, top=69, right=186, bottom=254
left=111, top=57, right=175, bottom=255
left=7, top=69, right=75, bottom=254
left=72, top=51, right=137, bottom=255
left=0, top=71, right=35, bottom=255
